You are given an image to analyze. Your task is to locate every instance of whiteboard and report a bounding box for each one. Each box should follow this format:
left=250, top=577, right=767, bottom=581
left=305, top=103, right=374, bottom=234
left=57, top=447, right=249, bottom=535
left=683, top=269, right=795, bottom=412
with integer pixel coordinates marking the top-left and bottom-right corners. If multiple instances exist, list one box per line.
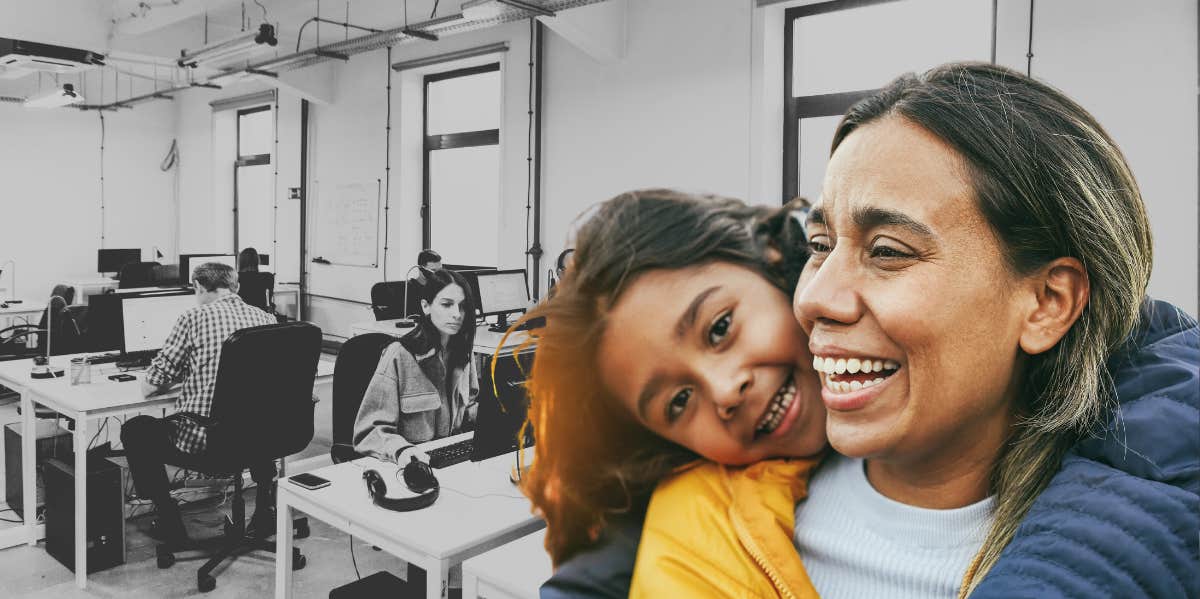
left=314, top=181, right=379, bottom=267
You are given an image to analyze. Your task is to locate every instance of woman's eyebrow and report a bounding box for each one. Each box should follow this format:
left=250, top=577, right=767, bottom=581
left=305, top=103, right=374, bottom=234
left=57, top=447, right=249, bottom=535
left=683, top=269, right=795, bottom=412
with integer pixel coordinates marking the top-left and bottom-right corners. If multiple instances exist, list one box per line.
left=852, top=205, right=936, bottom=240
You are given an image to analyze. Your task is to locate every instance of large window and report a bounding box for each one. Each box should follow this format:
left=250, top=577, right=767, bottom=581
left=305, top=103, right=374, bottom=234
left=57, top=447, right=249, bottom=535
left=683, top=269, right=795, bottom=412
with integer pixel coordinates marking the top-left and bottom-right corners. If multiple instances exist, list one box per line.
left=423, top=63, right=501, bottom=266
left=783, top=0, right=992, bottom=203
left=234, top=104, right=273, bottom=267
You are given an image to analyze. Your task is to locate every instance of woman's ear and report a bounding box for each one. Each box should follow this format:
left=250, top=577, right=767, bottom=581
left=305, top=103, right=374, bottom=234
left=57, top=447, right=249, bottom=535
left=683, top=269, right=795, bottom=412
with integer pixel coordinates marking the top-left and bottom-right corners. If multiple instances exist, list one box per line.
left=421, top=299, right=431, bottom=315
left=1018, top=257, right=1090, bottom=355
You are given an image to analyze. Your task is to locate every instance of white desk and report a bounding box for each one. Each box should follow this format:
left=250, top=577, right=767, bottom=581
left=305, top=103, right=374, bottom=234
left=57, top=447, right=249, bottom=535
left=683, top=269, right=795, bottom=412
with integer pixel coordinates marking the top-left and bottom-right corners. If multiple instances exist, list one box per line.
left=0, top=354, right=334, bottom=589
left=462, top=528, right=551, bottom=599
left=349, top=319, right=532, bottom=356
left=275, top=436, right=543, bottom=599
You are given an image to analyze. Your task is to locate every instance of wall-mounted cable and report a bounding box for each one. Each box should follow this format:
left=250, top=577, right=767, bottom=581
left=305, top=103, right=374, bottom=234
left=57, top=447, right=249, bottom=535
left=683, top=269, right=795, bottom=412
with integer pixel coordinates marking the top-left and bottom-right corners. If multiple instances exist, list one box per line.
left=383, top=46, right=394, bottom=281
left=1026, top=0, right=1035, bottom=76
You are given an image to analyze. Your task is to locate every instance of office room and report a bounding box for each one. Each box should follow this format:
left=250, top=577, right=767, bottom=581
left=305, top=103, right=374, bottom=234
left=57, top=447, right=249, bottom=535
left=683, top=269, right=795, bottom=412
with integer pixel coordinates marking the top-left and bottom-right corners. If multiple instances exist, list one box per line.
left=0, top=0, right=1196, bottom=597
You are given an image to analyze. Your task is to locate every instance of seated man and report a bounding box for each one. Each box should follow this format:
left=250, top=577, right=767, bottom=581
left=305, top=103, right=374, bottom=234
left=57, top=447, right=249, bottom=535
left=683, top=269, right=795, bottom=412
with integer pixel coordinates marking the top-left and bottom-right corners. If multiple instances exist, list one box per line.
left=120, top=262, right=278, bottom=546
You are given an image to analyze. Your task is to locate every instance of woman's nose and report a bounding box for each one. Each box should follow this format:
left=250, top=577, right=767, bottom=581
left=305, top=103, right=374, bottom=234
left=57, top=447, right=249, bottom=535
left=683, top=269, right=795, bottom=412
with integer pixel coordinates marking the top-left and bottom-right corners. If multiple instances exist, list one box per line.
left=794, top=244, right=862, bottom=327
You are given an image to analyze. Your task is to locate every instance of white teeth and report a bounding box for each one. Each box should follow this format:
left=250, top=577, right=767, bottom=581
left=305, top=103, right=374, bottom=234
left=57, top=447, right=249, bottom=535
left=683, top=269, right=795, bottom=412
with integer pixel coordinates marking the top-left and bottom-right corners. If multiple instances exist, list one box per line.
left=849, top=380, right=863, bottom=391
left=860, top=360, right=874, bottom=374
left=884, top=360, right=899, bottom=370
left=755, top=376, right=797, bottom=435
left=873, top=360, right=884, bottom=372
left=834, top=358, right=847, bottom=374
left=820, top=374, right=890, bottom=394
left=812, top=356, right=822, bottom=371
left=823, top=357, right=836, bottom=372
left=846, top=358, right=861, bottom=374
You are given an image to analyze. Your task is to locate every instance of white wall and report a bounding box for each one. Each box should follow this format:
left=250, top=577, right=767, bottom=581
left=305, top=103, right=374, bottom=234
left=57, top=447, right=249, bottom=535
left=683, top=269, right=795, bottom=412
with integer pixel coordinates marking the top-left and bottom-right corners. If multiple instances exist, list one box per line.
left=0, top=100, right=176, bottom=303
left=996, top=0, right=1197, bottom=314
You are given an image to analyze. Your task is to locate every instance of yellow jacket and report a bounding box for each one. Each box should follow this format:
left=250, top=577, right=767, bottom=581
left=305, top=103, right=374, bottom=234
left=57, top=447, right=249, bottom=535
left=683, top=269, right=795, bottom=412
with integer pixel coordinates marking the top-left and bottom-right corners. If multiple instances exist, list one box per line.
left=630, top=458, right=823, bottom=598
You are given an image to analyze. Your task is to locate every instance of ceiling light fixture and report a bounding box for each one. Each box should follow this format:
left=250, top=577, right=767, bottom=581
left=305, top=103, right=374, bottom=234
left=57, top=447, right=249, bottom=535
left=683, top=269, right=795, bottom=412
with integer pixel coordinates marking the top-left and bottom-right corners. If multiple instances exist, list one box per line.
left=178, top=23, right=278, bottom=68
left=461, top=0, right=556, bottom=21
left=24, top=83, right=83, bottom=108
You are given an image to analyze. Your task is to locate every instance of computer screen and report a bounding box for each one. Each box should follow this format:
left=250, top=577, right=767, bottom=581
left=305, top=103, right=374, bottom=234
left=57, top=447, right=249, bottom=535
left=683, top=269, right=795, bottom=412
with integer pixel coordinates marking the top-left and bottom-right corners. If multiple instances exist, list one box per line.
left=475, top=269, right=529, bottom=316
left=179, top=254, right=236, bottom=283
left=97, top=248, right=141, bottom=274
left=121, top=293, right=195, bottom=353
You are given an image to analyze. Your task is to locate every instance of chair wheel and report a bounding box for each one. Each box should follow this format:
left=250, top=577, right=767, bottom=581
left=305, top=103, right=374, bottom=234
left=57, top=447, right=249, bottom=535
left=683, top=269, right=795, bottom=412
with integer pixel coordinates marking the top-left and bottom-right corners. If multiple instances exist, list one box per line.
left=198, top=573, right=216, bottom=593
left=156, top=546, right=175, bottom=569
left=293, top=553, right=307, bottom=570
left=293, top=520, right=310, bottom=539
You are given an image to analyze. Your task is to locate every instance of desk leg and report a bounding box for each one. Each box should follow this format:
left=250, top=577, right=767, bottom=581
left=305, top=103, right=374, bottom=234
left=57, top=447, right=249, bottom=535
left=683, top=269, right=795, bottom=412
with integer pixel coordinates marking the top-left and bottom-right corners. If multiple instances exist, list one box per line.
left=275, top=493, right=293, bottom=599
left=420, top=558, right=448, bottom=599
left=20, top=391, right=37, bottom=546
left=73, top=415, right=88, bottom=589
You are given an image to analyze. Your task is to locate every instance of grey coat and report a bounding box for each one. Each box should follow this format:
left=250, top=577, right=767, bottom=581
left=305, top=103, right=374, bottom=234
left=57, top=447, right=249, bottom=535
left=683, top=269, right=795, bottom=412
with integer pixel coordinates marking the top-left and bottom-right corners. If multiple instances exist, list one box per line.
left=352, top=341, right=479, bottom=461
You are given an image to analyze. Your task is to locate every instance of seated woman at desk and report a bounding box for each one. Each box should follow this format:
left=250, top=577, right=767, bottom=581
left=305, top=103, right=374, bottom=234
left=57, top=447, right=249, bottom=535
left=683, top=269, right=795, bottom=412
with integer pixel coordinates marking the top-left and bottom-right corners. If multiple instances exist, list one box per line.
left=354, top=269, right=480, bottom=463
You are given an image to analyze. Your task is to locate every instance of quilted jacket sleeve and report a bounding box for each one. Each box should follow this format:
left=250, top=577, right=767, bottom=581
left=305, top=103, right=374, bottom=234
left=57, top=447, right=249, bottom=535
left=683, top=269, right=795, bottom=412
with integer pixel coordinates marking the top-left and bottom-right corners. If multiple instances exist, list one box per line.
left=972, top=299, right=1199, bottom=598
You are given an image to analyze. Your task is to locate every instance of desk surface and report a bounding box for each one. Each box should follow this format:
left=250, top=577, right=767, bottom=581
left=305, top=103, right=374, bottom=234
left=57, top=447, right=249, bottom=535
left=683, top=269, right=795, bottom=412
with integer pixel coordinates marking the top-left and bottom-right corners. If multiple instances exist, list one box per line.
left=0, top=299, right=42, bottom=315
left=282, top=444, right=541, bottom=562
left=463, top=528, right=551, bottom=599
left=2, top=354, right=333, bottom=414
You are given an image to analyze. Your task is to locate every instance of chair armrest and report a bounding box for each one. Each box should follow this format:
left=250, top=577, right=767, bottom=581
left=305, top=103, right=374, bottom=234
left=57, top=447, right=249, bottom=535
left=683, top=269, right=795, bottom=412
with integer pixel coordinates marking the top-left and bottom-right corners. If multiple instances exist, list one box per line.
left=168, top=411, right=217, bottom=427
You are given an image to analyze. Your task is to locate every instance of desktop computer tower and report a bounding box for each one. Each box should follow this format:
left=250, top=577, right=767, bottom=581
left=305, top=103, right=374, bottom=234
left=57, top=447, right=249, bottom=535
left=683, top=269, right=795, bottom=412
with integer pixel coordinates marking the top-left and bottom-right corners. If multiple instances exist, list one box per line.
left=4, top=420, right=73, bottom=519
left=43, top=456, right=126, bottom=573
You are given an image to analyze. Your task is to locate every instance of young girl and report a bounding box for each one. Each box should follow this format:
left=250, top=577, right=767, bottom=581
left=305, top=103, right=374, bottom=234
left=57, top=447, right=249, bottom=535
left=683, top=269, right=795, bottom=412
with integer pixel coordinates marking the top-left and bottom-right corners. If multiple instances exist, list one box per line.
left=354, top=268, right=480, bottom=463
left=511, top=189, right=827, bottom=596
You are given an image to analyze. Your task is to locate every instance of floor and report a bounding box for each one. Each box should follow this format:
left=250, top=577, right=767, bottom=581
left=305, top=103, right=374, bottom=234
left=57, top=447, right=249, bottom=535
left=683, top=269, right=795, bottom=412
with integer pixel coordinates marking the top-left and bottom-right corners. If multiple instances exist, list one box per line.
left=0, top=356, right=419, bottom=598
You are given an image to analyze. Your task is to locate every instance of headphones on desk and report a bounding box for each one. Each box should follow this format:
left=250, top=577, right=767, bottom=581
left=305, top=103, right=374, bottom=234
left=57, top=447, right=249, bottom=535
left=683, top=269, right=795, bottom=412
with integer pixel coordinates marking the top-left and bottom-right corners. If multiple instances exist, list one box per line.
left=362, top=457, right=440, bottom=512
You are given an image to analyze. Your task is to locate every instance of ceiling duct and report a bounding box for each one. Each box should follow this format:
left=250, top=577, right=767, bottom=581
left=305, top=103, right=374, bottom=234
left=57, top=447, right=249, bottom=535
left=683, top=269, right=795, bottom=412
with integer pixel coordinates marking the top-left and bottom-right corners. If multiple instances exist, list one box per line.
left=0, top=38, right=105, bottom=80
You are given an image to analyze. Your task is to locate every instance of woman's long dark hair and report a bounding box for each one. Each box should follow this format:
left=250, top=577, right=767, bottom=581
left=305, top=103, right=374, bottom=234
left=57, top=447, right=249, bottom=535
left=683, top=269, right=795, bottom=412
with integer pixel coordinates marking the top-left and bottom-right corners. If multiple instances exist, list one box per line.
left=512, top=189, right=809, bottom=565
left=237, top=247, right=260, bottom=273
left=415, top=269, right=477, bottom=372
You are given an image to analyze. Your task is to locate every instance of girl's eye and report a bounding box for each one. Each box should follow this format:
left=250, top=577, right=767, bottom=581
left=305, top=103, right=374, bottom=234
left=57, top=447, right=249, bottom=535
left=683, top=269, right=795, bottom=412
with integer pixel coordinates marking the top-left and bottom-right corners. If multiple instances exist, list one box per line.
left=667, top=389, right=692, bottom=422
left=708, top=312, right=732, bottom=346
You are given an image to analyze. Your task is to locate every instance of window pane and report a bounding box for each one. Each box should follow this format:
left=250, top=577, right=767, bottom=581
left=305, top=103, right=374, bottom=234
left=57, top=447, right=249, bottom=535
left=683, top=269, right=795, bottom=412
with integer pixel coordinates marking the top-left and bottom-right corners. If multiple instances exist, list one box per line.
left=238, top=108, right=272, bottom=157
left=427, top=69, right=501, bottom=135
left=236, top=163, right=273, bottom=268
left=796, top=116, right=842, bottom=204
left=792, top=0, right=991, bottom=97
left=429, top=146, right=500, bottom=266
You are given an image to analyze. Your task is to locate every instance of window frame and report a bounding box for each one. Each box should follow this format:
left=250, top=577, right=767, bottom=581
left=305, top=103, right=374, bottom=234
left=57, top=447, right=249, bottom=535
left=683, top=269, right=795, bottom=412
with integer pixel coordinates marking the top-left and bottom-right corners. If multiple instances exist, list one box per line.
left=421, top=62, right=502, bottom=252
left=234, top=104, right=273, bottom=251
left=782, top=0, right=899, bottom=203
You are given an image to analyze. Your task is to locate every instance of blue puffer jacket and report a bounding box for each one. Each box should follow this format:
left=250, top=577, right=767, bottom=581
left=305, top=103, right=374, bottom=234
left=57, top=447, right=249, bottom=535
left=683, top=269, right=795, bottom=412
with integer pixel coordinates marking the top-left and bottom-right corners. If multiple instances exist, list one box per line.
left=541, top=298, right=1199, bottom=598
left=973, top=299, right=1199, bottom=598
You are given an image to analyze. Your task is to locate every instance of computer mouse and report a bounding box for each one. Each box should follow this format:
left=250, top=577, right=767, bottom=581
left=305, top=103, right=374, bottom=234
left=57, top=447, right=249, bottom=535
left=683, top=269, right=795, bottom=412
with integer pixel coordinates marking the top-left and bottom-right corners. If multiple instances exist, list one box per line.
left=0, top=303, right=8, bottom=309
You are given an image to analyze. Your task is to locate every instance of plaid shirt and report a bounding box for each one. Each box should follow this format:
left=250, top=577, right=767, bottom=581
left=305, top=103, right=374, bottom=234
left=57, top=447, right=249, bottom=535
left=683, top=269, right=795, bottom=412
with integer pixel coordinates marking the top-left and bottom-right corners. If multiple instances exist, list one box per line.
left=145, top=294, right=276, bottom=454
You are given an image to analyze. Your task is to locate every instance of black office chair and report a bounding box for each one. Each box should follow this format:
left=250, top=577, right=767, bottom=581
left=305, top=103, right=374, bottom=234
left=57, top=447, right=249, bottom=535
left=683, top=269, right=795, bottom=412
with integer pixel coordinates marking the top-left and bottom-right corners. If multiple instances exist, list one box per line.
left=369, top=281, right=408, bottom=321
left=237, top=271, right=276, bottom=313
left=154, top=321, right=321, bottom=593
left=331, top=333, right=395, bottom=463
left=117, top=261, right=162, bottom=289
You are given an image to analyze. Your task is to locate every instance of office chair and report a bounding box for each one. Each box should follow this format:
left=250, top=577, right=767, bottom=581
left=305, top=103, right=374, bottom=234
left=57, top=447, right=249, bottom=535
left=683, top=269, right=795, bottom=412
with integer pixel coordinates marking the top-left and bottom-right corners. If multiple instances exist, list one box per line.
left=117, top=261, right=162, bottom=289
left=0, top=324, right=42, bottom=361
left=153, top=321, right=321, bottom=593
left=331, top=333, right=395, bottom=463
left=237, top=271, right=275, bottom=313
left=369, top=281, right=407, bottom=320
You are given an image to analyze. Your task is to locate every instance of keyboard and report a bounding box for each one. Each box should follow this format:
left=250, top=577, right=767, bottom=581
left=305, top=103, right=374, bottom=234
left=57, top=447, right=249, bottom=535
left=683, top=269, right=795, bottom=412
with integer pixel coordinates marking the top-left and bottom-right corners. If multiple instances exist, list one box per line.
left=87, top=353, right=122, bottom=364
left=426, top=438, right=474, bottom=469
left=116, top=350, right=158, bottom=370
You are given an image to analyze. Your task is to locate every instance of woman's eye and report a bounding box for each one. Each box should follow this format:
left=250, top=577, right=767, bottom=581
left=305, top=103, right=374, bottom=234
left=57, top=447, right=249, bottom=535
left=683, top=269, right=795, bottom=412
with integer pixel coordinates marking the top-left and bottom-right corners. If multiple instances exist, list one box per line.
left=708, top=312, right=732, bottom=346
left=870, top=244, right=914, bottom=259
left=807, top=235, right=832, bottom=254
left=666, top=389, right=691, bottom=422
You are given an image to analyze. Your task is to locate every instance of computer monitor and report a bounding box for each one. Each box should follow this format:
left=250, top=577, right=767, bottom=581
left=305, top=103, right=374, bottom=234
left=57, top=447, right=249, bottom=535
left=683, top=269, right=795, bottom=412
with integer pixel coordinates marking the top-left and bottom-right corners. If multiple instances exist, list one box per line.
left=179, top=254, right=236, bottom=283
left=97, top=249, right=141, bottom=274
left=86, top=289, right=193, bottom=352
left=474, top=269, right=529, bottom=331
left=121, top=293, right=196, bottom=353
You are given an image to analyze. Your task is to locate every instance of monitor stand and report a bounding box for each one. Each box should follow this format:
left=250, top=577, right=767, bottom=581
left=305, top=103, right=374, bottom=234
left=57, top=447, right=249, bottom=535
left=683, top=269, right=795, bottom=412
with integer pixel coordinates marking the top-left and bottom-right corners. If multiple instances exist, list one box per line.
left=487, top=313, right=511, bottom=333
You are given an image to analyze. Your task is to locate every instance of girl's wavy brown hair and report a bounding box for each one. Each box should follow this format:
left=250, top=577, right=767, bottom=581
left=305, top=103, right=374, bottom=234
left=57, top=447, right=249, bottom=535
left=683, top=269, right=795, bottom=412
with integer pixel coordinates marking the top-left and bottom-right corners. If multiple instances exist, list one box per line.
left=505, top=189, right=809, bottom=566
